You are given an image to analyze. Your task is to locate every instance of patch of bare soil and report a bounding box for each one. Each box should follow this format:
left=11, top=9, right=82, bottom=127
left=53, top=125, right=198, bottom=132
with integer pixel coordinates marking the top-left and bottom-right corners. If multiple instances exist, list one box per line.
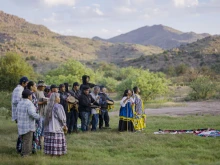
left=109, top=101, right=220, bottom=116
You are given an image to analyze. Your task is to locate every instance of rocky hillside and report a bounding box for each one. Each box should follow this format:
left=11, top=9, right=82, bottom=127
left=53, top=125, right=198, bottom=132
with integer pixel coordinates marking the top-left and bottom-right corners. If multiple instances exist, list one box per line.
left=93, top=25, right=210, bottom=49
left=0, top=11, right=163, bottom=73
left=119, top=35, right=220, bottom=71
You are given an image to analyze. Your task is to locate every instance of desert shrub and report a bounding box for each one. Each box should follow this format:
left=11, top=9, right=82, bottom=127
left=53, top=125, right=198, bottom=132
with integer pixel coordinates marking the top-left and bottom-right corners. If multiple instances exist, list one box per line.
left=0, top=52, right=37, bottom=91
left=188, top=76, right=217, bottom=100
left=30, top=56, right=36, bottom=60
left=33, top=63, right=38, bottom=67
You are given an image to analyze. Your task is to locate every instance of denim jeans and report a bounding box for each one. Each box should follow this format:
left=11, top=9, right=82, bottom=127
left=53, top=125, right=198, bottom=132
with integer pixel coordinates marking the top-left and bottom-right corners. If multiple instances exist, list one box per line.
left=80, top=111, right=91, bottom=131
left=91, top=114, right=99, bottom=131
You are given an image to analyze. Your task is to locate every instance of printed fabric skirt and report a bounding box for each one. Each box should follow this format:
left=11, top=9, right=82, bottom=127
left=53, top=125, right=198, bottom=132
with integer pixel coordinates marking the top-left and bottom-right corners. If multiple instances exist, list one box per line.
left=44, top=132, right=67, bottom=155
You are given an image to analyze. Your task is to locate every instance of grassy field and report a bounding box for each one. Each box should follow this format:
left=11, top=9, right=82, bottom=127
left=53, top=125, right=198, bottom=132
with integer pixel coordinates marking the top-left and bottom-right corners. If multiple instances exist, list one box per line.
left=0, top=113, right=220, bottom=165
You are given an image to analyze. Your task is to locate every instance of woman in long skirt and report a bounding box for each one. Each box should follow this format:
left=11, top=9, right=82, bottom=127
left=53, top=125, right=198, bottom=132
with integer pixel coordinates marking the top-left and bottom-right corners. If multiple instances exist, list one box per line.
left=118, top=89, right=135, bottom=132
left=44, top=93, right=67, bottom=156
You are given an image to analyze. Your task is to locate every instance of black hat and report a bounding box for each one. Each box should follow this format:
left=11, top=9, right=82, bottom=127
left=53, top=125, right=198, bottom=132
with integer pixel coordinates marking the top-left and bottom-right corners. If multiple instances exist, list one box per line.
left=50, top=84, right=58, bottom=90
left=82, top=85, right=89, bottom=91
left=59, top=84, right=65, bottom=88
left=19, top=76, right=29, bottom=84
left=22, top=89, right=33, bottom=98
left=73, top=82, right=80, bottom=87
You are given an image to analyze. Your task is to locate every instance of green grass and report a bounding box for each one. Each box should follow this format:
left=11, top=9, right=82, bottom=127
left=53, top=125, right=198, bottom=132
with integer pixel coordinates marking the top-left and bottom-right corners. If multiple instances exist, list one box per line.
left=0, top=114, right=220, bottom=165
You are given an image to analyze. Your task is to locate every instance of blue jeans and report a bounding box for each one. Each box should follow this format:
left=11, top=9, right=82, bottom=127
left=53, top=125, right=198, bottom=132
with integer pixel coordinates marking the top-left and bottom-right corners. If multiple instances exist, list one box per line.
left=91, top=114, right=99, bottom=131
left=80, top=112, right=90, bottom=131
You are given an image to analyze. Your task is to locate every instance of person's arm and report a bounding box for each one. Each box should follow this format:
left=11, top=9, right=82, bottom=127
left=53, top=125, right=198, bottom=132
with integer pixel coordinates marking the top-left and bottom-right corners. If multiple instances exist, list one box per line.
left=54, top=105, right=67, bottom=126
left=120, top=97, right=130, bottom=107
left=27, top=103, right=40, bottom=120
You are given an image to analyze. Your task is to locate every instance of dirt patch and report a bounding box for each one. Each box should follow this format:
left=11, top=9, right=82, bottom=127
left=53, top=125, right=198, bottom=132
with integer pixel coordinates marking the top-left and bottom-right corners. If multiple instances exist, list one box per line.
left=109, top=101, right=220, bottom=116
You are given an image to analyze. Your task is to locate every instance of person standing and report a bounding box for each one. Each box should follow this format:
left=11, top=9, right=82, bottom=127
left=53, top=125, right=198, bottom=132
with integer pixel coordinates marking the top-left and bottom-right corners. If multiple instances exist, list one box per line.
left=36, top=80, right=48, bottom=149
left=99, top=86, right=114, bottom=129
left=17, top=89, right=40, bottom=157
left=133, top=87, right=146, bottom=131
left=68, top=82, right=81, bottom=133
left=80, top=75, right=95, bottom=92
left=59, top=84, right=70, bottom=133
left=90, top=86, right=100, bottom=131
left=47, top=84, right=59, bottom=98
left=11, top=76, right=29, bottom=153
left=27, top=81, right=41, bottom=152
left=44, top=93, right=67, bottom=156
left=118, top=89, right=135, bottom=132
left=78, top=86, right=96, bottom=132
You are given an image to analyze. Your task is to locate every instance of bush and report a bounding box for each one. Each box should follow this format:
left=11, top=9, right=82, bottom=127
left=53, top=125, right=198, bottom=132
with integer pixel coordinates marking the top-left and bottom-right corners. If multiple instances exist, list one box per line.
left=0, top=52, right=37, bottom=91
left=30, top=56, right=36, bottom=60
left=116, top=68, right=170, bottom=100
left=96, top=77, right=118, bottom=92
left=45, top=60, right=95, bottom=85
left=189, top=76, right=217, bottom=100
left=0, top=91, right=11, bottom=110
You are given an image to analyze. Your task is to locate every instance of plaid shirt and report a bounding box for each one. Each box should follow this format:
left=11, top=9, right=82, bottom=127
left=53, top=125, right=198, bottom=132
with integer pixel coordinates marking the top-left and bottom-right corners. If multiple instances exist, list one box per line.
left=17, top=99, right=40, bottom=135
left=11, top=85, right=24, bottom=121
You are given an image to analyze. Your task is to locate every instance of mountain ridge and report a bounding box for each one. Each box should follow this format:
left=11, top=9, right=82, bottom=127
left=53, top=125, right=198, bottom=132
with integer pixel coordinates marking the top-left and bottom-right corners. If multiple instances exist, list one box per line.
left=93, top=24, right=210, bottom=49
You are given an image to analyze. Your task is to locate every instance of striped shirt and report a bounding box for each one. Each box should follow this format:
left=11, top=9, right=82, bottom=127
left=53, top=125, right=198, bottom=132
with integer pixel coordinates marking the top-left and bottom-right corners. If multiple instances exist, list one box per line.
left=17, top=99, right=40, bottom=135
left=11, top=85, right=24, bottom=121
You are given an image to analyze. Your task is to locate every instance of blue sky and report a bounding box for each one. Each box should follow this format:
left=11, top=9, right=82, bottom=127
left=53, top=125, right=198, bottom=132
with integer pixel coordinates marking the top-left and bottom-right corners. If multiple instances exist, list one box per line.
left=0, top=0, right=219, bottom=39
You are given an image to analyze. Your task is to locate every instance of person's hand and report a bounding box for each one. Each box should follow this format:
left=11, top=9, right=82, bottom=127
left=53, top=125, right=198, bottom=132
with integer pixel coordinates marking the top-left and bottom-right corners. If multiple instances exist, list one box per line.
left=66, top=98, right=69, bottom=102
left=91, top=103, right=93, bottom=106
left=96, top=96, right=100, bottom=100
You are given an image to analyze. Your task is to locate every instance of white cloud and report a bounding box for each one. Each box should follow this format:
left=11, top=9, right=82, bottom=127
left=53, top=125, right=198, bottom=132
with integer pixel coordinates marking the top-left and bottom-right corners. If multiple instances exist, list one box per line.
left=43, top=12, right=58, bottom=23
left=42, top=0, right=76, bottom=6
left=94, top=8, right=104, bottom=16
left=173, top=0, right=198, bottom=8
left=114, top=6, right=137, bottom=14
left=101, top=28, right=109, bottom=33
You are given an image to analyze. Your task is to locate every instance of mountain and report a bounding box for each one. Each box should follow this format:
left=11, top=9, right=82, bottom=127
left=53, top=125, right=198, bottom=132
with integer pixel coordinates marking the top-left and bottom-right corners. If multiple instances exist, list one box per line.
left=96, top=25, right=210, bottom=49
left=0, top=11, right=163, bottom=73
left=119, top=35, right=220, bottom=71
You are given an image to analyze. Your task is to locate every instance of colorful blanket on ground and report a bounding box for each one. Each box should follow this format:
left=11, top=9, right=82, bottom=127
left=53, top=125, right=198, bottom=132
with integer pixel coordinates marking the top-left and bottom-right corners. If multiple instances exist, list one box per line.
left=154, top=128, right=220, bottom=137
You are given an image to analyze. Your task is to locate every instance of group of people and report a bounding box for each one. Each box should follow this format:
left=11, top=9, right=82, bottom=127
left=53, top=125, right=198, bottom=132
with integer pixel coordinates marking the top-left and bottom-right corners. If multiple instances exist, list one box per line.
left=11, top=75, right=146, bottom=157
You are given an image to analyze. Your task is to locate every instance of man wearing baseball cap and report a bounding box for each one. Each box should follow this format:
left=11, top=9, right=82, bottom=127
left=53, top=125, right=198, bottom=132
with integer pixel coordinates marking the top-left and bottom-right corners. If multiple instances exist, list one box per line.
left=11, top=76, right=29, bottom=121
left=12, top=76, right=29, bottom=153
left=17, top=89, right=40, bottom=157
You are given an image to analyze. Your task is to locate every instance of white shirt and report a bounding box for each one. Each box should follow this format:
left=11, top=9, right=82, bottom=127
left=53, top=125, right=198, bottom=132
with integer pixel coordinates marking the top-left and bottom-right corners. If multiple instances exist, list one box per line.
left=120, top=97, right=135, bottom=107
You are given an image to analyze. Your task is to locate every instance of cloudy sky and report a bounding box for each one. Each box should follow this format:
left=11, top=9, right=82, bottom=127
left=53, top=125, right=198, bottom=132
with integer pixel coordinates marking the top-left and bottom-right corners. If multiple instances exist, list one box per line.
left=0, top=0, right=219, bottom=38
